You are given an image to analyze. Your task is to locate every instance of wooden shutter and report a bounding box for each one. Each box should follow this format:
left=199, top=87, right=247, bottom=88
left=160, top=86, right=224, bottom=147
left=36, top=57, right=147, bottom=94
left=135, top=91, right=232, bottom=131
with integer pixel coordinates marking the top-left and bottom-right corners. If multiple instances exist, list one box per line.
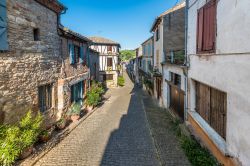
left=196, top=82, right=210, bottom=122
left=210, top=88, right=227, bottom=139
left=107, top=58, right=112, bottom=67
left=0, top=0, right=8, bottom=50
left=197, top=8, right=204, bottom=53
left=69, top=43, right=75, bottom=64
left=80, top=46, right=84, bottom=63
left=203, top=0, right=216, bottom=51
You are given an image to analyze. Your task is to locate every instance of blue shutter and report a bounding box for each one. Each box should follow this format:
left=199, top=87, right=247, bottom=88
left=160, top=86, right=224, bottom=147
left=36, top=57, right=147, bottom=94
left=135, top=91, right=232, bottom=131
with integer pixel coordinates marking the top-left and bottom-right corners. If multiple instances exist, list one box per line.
left=79, top=46, right=84, bottom=63
left=69, top=43, right=75, bottom=64
left=0, top=0, right=8, bottom=50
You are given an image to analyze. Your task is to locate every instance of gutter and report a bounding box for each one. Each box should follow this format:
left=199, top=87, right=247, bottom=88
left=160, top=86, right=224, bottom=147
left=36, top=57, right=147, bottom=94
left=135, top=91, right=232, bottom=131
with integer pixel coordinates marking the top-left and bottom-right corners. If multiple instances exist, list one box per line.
left=184, top=0, right=189, bottom=121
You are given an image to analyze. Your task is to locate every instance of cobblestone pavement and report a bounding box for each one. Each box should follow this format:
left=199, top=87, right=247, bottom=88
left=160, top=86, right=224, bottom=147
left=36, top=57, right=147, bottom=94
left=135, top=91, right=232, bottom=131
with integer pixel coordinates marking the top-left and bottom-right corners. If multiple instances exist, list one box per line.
left=34, top=73, right=160, bottom=166
left=141, top=91, right=191, bottom=166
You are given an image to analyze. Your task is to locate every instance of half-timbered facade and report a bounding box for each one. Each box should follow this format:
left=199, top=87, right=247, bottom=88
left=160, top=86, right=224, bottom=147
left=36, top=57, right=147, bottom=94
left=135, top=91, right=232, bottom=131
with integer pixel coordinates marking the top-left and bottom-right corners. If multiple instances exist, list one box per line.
left=89, top=37, right=120, bottom=87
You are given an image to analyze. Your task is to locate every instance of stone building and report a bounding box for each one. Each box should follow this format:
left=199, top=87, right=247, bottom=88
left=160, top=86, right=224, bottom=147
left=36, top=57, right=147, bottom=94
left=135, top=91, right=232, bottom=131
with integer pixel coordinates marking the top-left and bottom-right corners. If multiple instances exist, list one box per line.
left=0, top=0, right=66, bottom=125
left=57, top=26, right=91, bottom=118
left=160, top=3, right=187, bottom=121
left=89, top=37, right=120, bottom=87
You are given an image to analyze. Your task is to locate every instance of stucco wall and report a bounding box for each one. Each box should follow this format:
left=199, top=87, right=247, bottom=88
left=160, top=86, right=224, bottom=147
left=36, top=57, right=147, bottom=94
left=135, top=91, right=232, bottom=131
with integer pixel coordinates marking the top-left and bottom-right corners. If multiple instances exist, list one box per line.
left=153, top=21, right=164, bottom=73
left=187, top=0, right=250, bottom=165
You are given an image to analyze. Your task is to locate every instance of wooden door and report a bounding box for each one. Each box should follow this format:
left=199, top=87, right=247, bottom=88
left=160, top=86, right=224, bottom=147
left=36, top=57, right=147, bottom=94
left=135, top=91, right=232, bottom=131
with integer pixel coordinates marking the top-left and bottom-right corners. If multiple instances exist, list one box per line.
left=170, top=85, right=184, bottom=121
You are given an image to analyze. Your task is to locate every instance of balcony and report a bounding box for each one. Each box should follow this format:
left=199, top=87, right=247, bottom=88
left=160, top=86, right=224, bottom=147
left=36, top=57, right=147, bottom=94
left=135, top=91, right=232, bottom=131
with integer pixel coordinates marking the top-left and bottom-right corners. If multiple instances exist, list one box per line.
left=165, top=50, right=185, bottom=65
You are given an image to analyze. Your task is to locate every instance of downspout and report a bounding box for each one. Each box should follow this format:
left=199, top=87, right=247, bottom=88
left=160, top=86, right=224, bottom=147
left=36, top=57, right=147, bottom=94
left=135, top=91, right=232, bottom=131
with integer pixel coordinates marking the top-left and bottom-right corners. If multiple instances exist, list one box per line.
left=184, top=0, right=189, bottom=121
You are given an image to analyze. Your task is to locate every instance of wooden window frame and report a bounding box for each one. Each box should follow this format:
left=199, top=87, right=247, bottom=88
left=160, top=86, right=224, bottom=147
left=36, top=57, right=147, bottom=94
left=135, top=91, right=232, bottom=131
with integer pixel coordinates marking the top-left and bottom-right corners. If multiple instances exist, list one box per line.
left=107, top=57, right=113, bottom=68
left=195, top=81, right=227, bottom=139
left=197, top=0, right=217, bottom=54
left=107, top=46, right=112, bottom=52
left=74, top=45, right=80, bottom=63
left=38, top=84, right=52, bottom=112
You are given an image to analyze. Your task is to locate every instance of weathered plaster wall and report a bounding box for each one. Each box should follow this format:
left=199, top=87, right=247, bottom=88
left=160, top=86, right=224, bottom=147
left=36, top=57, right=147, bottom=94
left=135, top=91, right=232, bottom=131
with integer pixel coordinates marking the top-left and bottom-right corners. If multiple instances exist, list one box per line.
left=153, top=22, right=164, bottom=73
left=0, top=0, right=61, bottom=124
left=187, top=0, right=250, bottom=165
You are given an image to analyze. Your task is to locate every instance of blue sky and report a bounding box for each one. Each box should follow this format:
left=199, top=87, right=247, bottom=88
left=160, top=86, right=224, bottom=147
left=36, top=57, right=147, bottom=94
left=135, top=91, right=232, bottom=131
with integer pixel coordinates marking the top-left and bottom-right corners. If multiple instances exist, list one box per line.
left=59, top=0, right=180, bottom=50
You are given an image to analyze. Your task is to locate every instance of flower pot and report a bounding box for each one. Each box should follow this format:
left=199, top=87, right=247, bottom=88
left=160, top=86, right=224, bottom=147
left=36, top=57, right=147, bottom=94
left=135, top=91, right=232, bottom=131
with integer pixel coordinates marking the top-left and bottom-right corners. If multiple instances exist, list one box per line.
left=19, top=146, right=33, bottom=160
left=87, top=105, right=94, bottom=112
left=56, top=122, right=66, bottom=130
left=71, top=115, right=80, bottom=122
left=39, top=134, right=50, bottom=143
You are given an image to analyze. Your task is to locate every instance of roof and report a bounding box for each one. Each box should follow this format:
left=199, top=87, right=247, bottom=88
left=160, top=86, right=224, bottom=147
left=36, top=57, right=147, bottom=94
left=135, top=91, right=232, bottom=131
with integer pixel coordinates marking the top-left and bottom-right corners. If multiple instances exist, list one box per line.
left=89, top=37, right=121, bottom=47
left=35, top=0, right=67, bottom=14
left=141, top=36, right=154, bottom=45
left=59, top=26, right=92, bottom=42
left=150, top=2, right=185, bottom=32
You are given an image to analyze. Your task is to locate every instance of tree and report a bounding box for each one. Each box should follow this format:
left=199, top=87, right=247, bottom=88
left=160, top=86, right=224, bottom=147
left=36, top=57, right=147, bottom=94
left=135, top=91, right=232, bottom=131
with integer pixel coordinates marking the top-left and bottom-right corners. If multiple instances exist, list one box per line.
left=119, top=50, right=136, bottom=62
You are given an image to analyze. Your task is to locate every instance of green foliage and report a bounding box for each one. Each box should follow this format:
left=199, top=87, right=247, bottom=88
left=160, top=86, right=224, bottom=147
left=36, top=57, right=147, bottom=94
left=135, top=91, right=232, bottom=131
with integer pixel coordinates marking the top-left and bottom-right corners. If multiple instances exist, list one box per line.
left=86, top=82, right=104, bottom=107
left=117, top=76, right=125, bottom=86
left=120, top=50, right=136, bottom=61
left=143, top=79, right=153, bottom=89
left=170, top=119, right=218, bottom=166
left=67, top=102, right=82, bottom=116
left=0, top=111, right=43, bottom=166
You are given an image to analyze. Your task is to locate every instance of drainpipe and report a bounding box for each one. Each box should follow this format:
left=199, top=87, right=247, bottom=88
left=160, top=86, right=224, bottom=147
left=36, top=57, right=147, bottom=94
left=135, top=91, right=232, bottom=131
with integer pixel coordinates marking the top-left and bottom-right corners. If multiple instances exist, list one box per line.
left=184, top=0, right=189, bottom=121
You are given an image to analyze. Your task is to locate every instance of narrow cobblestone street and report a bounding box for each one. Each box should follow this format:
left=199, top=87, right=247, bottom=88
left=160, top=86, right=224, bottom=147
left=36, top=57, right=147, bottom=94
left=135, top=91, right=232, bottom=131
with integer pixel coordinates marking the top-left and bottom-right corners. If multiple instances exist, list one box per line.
left=34, top=72, right=189, bottom=166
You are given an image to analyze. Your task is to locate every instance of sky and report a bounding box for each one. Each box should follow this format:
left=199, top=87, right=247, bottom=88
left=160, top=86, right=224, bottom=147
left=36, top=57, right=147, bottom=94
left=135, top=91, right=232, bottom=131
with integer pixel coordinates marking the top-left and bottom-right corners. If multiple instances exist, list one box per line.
left=59, top=0, right=181, bottom=50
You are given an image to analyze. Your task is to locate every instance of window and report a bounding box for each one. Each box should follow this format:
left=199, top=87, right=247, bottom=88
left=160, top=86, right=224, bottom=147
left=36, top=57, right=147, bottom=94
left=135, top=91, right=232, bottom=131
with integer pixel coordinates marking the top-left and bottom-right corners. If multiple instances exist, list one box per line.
left=71, top=81, right=84, bottom=103
left=155, top=27, right=160, bottom=41
left=74, top=45, right=80, bottom=63
left=197, top=0, right=216, bottom=53
left=196, top=82, right=227, bottom=139
left=170, top=72, right=181, bottom=88
left=38, top=84, right=52, bottom=112
left=107, top=58, right=113, bottom=68
left=33, top=28, right=40, bottom=41
left=0, top=0, right=8, bottom=50
left=107, top=46, right=112, bottom=52
left=103, top=74, right=113, bottom=81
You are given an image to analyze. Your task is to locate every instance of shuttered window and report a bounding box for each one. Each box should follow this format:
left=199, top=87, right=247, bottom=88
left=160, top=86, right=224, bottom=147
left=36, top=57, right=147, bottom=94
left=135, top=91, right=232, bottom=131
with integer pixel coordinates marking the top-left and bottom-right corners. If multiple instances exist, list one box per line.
left=197, top=0, right=216, bottom=53
left=74, top=45, right=80, bottom=63
left=196, top=82, right=227, bottom=139
left=69, top=43, right=75, bottom=64
left=0, top=0, right=8, bottom=50
left=107, top=46, right=112, bottom=52
left=71, top=81, right=84, bottom=103
left=107, top=58, right=113, bottom=68
left=38, top=84, right=52, bottom=112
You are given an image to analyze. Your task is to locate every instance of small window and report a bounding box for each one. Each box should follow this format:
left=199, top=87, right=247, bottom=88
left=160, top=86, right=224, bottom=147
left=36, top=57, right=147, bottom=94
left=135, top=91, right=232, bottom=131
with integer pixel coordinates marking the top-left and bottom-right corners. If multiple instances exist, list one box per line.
left=103, top=74, right=113, bottom=81
left=155, top=27, right=160, bottom=41
left=107, top=58, right=113, bottom=67
left=38, top=84, right=52, bottom=112
left=33, top=28, right=40, bottom=41
left=74, top=45, right=80, bottom=63
left=170, top=72, right=181, bottom=88
left=107, top=46, right=112, bottom=52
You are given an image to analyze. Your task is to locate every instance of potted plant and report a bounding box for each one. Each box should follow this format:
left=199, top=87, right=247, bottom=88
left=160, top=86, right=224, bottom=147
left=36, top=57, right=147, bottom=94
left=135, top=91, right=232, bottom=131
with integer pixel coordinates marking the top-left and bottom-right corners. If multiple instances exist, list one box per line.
left=86, top=90, right=100, bottom=112
left=67, top=102, right=82, bottom=122
left=39, top=130, right=51, bottom=143
left=19, top=111, right=43, bottom=159
left=56, top=118, right=66, bottom=130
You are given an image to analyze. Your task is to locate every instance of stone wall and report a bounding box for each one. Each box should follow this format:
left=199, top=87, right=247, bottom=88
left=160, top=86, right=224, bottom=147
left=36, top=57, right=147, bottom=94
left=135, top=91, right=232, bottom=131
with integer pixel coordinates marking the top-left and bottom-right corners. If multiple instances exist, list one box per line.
left=163, top=6, right=185, bottom=53
left=57, top=36, right=90, bottom=117
left=0, top=0, right=61, bottom=125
